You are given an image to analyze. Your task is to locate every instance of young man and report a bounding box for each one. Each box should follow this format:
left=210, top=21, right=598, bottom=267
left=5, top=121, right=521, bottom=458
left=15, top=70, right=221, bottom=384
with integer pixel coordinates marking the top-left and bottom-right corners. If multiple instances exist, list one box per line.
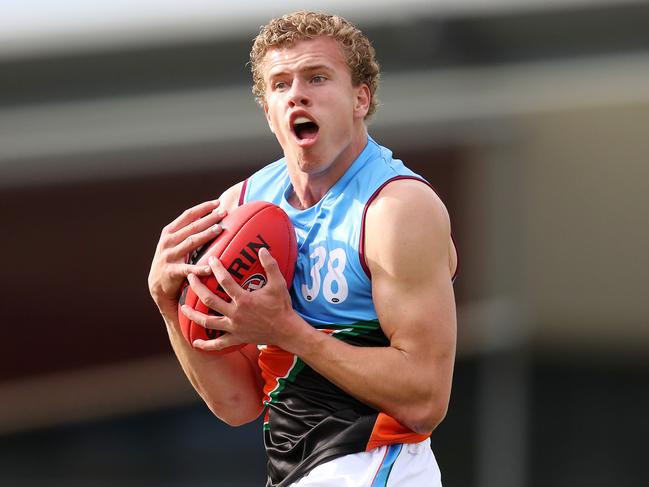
left=148, top=11, right=457, bottom=487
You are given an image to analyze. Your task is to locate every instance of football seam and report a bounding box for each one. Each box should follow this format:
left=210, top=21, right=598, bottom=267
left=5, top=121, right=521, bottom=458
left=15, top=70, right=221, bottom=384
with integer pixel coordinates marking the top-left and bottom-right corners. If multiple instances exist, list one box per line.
left=186, top=202, right=295, bottom=345
left=189, top=201, right=273, bottom=341
left=195, top=201, right=271, bottom=265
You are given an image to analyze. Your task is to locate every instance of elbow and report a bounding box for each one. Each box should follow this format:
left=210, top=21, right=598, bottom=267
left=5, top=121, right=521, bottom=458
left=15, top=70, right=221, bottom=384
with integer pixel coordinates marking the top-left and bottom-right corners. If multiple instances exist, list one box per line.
left=217, top=410, right=262, bottom=427
left=421, top=400, right=449, bottom=434
left=201, top=392, right=264, bottom=427
left=401, top=396, right=450, bottom=436
left=206, top=399, right=264, bottom=427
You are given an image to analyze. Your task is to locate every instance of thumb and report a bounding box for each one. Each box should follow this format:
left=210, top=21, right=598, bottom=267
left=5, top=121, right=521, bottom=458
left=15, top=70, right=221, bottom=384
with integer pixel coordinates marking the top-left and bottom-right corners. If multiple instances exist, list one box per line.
left=258, top=247, right=284, bottom=284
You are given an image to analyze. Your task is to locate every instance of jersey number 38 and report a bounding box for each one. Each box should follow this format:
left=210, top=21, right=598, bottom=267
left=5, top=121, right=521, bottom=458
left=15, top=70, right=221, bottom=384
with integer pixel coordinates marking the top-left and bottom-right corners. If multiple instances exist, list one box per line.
left=301, top=247, right=348, bottom=304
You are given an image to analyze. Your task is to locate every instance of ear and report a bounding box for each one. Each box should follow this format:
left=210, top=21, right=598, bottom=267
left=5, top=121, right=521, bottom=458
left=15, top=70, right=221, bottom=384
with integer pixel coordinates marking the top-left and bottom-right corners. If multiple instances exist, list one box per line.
left=353, top=84, right=371, bottom=119
left=263, top=103, right=275, bottom=134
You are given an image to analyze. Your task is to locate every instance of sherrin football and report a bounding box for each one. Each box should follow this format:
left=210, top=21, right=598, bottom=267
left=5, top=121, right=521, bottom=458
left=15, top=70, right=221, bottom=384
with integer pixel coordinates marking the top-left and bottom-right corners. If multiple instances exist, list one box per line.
left=178, top=200, right=297, bottom=354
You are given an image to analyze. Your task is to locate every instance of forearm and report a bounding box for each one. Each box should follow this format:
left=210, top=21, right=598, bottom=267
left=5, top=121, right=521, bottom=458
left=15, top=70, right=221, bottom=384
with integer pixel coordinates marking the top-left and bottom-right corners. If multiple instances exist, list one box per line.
left=146, top=185, right=262, bottom=425
left=284, top=315, right=453, bottom=434
left=160, top=306, right=264, bottom=426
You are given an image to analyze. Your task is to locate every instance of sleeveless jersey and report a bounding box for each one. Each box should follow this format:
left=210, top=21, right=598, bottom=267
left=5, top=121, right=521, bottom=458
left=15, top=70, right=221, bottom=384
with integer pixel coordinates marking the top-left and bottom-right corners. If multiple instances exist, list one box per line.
left=240, top=136, right=433, bottom=487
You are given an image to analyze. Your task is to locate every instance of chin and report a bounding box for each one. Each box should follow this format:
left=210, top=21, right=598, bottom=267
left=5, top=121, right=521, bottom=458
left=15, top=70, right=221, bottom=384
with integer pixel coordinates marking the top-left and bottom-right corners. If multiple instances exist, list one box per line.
left=289, top=147, right=325, bottom=171
left=297, top=158, right=329, bottom=175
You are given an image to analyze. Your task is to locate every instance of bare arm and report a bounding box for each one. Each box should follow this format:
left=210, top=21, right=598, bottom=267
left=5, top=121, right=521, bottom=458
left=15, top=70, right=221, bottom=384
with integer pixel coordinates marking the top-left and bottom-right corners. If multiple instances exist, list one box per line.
left=184, top=179, right=456, bottom=434
left=147, top=182, right=265, bottom=425
left=289, top=180, right=456, bottom=433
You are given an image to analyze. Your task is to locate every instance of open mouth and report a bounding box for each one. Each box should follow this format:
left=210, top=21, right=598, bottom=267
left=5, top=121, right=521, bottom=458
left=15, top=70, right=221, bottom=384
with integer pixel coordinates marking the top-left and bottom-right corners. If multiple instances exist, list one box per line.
left=292, top=116, right=319, bottom=142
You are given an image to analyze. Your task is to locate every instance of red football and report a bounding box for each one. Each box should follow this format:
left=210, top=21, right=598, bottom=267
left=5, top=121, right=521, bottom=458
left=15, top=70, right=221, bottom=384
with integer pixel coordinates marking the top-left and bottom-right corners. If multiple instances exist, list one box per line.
left=178, top=200, right=297, bottom=354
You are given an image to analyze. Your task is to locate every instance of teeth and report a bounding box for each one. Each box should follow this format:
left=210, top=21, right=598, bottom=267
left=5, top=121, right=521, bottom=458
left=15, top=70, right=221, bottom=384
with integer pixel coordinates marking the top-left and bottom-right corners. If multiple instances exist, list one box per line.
left=294, top=116, right=312, bottom=124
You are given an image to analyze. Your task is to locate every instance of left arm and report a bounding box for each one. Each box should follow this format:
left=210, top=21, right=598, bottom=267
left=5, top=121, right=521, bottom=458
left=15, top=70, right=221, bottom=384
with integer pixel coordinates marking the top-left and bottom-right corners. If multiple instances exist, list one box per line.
left=290, top=179, right=457, bottom=433
left=363, top=179, right=457, bottom=431
left=184, top=179, right=457, bottom=434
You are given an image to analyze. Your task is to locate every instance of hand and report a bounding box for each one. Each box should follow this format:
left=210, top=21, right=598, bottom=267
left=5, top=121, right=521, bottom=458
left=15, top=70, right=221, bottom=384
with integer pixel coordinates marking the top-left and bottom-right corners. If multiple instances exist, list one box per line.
left=148, top=199, right=227, bottom=316
left=180, top=248, right=297, bottom=352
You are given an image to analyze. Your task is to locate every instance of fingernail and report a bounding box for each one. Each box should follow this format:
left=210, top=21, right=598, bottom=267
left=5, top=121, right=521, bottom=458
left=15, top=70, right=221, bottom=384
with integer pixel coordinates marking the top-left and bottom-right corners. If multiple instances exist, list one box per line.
left=208, top=256, right=217, bottom=265
left=217, top=209, right=226, bottom=217
left=212, top=224, right=221, bottom=233
left=203, top=266, right=211, bottom=273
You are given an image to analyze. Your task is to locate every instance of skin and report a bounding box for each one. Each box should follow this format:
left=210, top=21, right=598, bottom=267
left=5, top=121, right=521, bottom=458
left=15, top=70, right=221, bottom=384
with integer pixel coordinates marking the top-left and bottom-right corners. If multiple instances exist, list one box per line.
left=261, top=36, right=370, bottom=208
left=148, top=36, right=457, bottom=434
left=147, top=183, right=265, bottom=425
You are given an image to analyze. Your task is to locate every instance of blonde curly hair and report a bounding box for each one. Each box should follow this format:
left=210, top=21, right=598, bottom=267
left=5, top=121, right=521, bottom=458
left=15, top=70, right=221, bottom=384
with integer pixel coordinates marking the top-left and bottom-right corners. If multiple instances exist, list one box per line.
left=249, top=11, right=380, bottom=119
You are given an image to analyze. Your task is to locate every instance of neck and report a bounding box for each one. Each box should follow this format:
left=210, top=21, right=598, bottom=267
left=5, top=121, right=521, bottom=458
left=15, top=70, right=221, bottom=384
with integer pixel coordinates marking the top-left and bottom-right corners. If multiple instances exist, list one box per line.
left=287, top=126, right=368, bottom=209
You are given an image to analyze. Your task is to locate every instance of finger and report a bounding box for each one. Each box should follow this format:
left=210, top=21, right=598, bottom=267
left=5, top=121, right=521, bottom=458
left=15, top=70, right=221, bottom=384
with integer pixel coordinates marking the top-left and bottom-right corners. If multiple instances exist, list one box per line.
left=180, top=305, right=230, bottom=331
left=208, top=256, right=244, bottom=301
left=187, top=273, right=234, bottom=316
left=258, top=247, right=286, bottom=285
left=168, top=208, right=227, bottom=250
left=170, top=222, right=225, bottom=260
left=193, top=334, right=244, bottom=352
left=171, top=263, right=212, bottom=279
left=166, top=199, right=222, bottom=234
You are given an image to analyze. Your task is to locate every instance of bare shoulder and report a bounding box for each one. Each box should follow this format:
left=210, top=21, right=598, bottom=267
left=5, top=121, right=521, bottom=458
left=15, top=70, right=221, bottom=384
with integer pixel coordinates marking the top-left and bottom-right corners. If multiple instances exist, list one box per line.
left=218, top=181, right=245, bottom=213
left=365, top=178, right=456, bottom=279
left=368, top=178, right=450, bottom=226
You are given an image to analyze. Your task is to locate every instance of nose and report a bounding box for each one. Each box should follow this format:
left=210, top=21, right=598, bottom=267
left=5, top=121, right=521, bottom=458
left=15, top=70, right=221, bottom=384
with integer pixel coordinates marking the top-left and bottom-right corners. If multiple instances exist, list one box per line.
left=287, top=79, right=311, bottom=108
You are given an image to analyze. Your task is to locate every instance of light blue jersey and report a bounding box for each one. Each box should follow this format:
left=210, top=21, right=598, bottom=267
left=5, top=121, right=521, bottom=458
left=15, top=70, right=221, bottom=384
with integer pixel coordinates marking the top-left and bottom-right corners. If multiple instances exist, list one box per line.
left=241, top=136, right=428, bottom=330
left=244, top=136, right=443, bottom=487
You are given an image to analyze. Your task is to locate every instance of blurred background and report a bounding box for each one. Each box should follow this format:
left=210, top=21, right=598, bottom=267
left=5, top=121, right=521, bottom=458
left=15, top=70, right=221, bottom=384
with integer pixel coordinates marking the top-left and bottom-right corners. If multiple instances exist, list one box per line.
left=1, top=0, right=648, bottom=485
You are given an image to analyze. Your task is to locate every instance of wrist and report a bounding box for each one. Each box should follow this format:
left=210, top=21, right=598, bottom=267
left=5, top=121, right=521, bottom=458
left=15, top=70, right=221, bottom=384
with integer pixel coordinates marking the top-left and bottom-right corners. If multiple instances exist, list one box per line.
left=155, top=297, right=179, bottom=322
left=279, top=312, right=322, bottom=358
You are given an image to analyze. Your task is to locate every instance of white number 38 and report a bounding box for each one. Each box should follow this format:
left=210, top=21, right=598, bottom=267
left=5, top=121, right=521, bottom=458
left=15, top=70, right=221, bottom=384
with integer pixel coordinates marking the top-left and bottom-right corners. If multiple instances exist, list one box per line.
left=301, top=246, right=349, bottom=304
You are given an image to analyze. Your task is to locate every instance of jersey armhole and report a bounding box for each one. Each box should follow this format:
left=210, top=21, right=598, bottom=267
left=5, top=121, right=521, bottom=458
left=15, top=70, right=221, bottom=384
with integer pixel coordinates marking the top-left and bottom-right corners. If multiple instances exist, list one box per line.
left=238, top=178, right=249, bottom=206
left=359, top=176, right=459, bottom=281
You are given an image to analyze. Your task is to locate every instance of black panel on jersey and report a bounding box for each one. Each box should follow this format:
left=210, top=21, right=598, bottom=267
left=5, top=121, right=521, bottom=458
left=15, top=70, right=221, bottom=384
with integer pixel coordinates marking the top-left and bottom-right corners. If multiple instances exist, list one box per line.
left=264, top=331, right=390, bottom=487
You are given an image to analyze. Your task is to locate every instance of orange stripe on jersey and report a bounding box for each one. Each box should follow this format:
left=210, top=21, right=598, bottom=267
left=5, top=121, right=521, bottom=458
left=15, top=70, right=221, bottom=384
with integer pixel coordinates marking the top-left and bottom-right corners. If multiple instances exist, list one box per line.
left=258, top=330, right=336, bottom=405
left=258, top=345, right=300, bottom=403
left=365, top=412, right=430, bottom=452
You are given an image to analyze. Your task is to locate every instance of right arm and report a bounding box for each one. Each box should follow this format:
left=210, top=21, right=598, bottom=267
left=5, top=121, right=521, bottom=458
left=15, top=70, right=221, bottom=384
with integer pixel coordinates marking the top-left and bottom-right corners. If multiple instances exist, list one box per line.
left=147, top=182, right=265, bottom=426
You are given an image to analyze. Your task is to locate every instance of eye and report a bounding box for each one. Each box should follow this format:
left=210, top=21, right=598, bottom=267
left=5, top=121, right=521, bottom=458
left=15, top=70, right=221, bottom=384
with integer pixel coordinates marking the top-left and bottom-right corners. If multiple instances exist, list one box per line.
left=273, top=81, right=288, bottom=91
left=311, top=75, right=326, bottom=84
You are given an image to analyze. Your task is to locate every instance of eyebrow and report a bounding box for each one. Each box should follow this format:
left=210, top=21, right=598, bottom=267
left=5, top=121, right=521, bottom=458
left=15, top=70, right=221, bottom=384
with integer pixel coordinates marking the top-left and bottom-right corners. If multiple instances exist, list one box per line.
left=268, top=63, right=334, bottom=79
left=301, top=64, right=333, bottom=73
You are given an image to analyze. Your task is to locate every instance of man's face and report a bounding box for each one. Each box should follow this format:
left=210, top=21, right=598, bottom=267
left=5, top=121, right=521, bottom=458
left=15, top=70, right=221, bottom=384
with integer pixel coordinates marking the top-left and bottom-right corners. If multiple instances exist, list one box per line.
left=262, top=36, right=369, bottom=175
